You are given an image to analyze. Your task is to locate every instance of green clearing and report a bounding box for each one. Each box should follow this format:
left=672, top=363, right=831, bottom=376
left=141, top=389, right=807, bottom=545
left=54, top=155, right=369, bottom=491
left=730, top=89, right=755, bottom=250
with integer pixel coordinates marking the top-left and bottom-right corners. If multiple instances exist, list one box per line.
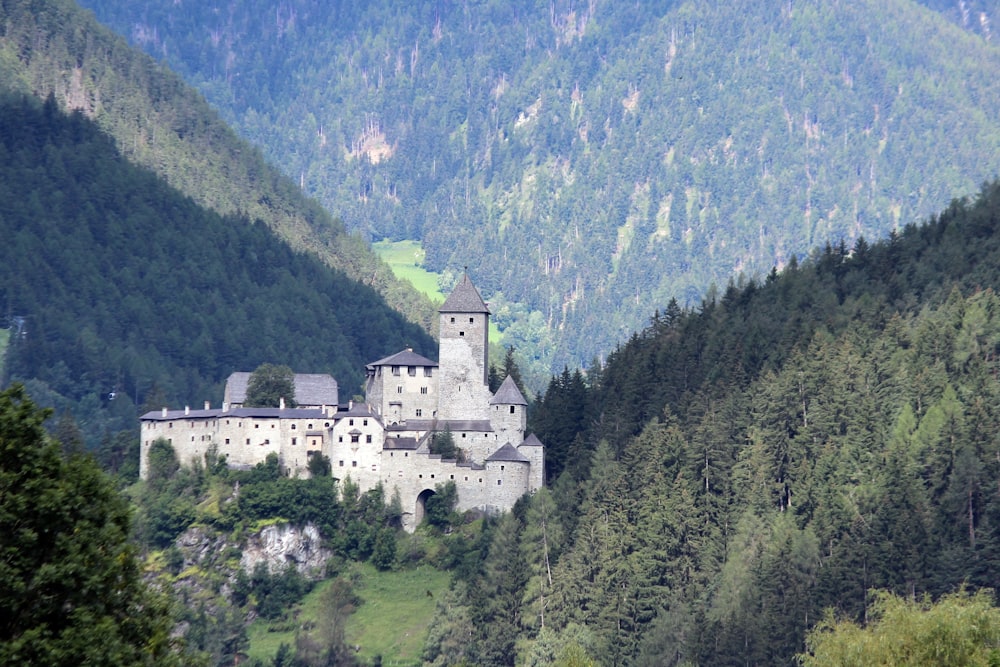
left=373, top=240, right=445, bottom=304
left=246, top=562, right=451, bottom=665
left=374, top=239, right=502, bottom=344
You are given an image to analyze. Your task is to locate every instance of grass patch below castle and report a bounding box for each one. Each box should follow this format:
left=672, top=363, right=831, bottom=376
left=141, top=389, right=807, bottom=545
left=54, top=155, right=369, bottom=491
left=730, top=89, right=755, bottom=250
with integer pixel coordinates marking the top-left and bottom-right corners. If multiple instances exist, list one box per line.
left=246, top=562, right=450, bottom=666
left=373, top=239, right=445, bottom=304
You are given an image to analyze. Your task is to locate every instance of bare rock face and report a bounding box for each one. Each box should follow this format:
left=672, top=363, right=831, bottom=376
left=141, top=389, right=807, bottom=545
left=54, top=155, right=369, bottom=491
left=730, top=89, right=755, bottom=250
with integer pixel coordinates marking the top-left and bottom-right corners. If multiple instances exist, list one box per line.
left=239, top=523, right=330, bottom=576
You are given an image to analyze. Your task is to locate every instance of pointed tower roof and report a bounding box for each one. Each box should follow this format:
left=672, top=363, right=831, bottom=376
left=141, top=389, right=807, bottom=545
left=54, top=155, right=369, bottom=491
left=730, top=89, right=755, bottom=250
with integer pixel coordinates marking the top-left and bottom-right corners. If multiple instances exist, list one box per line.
left=490, top=375, right=528, bottom=405
left=486, top=442, right=530, bottom=463
left=439, top=273, right=489, bottom=314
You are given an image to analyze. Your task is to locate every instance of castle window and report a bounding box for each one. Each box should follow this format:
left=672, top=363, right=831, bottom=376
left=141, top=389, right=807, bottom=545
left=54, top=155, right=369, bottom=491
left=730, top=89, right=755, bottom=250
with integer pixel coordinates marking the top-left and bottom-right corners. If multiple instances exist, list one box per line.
left=339, top=460, right=344, bottom=467
left=363, top=419, right=368, bottom=426
left=292, top=437, right=297, bottom=445
left=408, top=366, right=416, bottom=376
left=366, top=434, right=372, bottom=443
left=168, top=423, right=172, bottom=428
left=325, top=422, right=330, bottom=427
left=246, top=439, right=250, bottom=445
left=469, top=317, right=474, bottom=323
left=431, top=474, right=435, bottom=479
left=424, top=368, right=432, bottom=377
left=351, top=434, right=359, bottom=444
left=397, top=386, right=403, bottom=394
left=479, top=478, right=483, bottom=483
left=349, top=419, right=354, bottom=426
left=498, top=479, right=502, bottom=485
left=420, top=387, right=428, bottom=394
left=291, top=424, right=296, bottom=429
left=372, top=464, right=377, bottom=471
left=352, top=461, right=357, bottom=467
left=416, top=409, right=422, bottom=417
left=255, top=424, right=259, bottom=429
left=419, top=474, right=422, bottom=478
left=308, top=424, right=313, bottom=429
left=459, top=331, right=465, bottom=337
left=263, top=439, right=269, bottom=445
left=225, top=438, right=230, bottom=445
left=510, top=406, right=516, bottom=414
left=392, top=366, right=400, bottom=376
left=338, top=436, right=343, bottom=443
left=191, top=436, right=195, bottom=442
left=462, top=433, right=466, bottom=438
left=501, top=465, right=505, bottom=471
left=450, top=474, right=454, bottom=479
left=450, top=317, right=455, bottom=323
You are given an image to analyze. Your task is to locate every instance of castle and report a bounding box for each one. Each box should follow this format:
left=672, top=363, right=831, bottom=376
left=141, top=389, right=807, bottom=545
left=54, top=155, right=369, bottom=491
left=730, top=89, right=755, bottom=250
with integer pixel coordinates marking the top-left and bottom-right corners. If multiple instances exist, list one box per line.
left=139, top=274, right=544, bottom=530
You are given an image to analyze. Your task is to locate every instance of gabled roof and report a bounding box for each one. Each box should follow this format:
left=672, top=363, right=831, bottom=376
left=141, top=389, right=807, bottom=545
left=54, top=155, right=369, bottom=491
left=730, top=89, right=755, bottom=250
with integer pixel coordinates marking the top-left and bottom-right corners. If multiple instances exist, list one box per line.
left=489, top=375, right=527, bottom=406
left=439, top=273, right=489, bottom=314
left=224, top=372, right=338, bottom=407
left=519, top=433, right=544, bottom=447
left=383, top=436, right=419, bottom=450
left=367, top=348, right=438, bottom=369
left=486, top=442, right=530, bottom=463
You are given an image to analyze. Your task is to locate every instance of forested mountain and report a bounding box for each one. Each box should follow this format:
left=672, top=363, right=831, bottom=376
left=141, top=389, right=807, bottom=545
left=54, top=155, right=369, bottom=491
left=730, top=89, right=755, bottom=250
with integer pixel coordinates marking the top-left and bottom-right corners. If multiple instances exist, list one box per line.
left=475, top=181, right=1000, bottom=665
left=0, top=93, right=435, bottom=447
left=80, top=0, right=1000, bottom=372
left=0, top=0, right=437, bottom=332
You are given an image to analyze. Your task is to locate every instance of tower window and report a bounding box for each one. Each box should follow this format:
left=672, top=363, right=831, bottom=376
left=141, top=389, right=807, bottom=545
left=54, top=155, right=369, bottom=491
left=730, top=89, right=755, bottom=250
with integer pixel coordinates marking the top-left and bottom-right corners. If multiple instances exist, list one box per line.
left=424, top=368, right=433, bottom=377
left=510, top=406, right=516, bottom=414
left=408, top=366, right=416, bottom=376
left=450, top=317, right=455, bottom=323
left=469, top=317, right=474, bottom=323
left=392, top=366, right=400, bottom=376
left=459, top=331, right=465, bottom=337
left=397, top=386, right=403, bottom=393
left=420, top=387, right=428, bottom=394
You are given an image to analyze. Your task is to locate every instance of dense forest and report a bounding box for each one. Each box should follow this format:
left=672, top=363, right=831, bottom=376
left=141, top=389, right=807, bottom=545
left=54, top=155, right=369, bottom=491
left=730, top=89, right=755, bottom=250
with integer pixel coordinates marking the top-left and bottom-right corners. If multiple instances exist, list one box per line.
left=0, top=93, right=435, bottom=447
left=109, top=182, right=1000, bottom=667
left=80, top=0, right=1000, bottom=372
left=0, top=0, right=437, bottom=332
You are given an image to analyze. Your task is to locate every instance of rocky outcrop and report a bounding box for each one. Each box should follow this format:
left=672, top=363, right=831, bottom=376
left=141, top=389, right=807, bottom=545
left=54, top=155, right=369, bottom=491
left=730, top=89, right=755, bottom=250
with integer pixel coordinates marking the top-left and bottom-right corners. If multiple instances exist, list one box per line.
left=239, top=523, right=331, bottom=577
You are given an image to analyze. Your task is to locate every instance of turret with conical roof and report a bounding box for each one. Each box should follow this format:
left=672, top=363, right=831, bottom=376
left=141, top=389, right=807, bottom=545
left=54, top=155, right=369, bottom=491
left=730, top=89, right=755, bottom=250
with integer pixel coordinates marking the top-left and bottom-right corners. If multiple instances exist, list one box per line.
left=489, top=374, right=527, bottom=448
left=437, top=273, right=490, bottom=422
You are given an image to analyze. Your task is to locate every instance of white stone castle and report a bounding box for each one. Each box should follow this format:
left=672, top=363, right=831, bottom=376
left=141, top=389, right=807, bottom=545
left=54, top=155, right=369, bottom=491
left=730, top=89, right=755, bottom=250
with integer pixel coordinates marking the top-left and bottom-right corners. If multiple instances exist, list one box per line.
left=140, top=274, right=544, bottom=530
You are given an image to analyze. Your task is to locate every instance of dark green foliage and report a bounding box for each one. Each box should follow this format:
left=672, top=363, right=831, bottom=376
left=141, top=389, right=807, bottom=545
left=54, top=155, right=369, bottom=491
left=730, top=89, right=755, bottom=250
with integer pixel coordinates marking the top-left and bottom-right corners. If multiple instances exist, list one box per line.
left=425, top=481, right=458, bottom=530
left=0, top=384, right=181, bottom=666
left=0, top=93, right=434, bottom=447
left=429, top=426, right=458, bottom=460
left=245, top=363, right=297, bottom=408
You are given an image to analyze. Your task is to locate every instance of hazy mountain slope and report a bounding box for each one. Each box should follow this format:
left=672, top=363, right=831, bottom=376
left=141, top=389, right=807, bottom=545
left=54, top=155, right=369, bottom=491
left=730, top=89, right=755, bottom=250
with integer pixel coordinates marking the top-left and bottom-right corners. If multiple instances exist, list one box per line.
left=0, top=93, right=435, bottom=446
left=79, top=0, right=1000, bottom=372
left=0, top=0, right=437, bottom=332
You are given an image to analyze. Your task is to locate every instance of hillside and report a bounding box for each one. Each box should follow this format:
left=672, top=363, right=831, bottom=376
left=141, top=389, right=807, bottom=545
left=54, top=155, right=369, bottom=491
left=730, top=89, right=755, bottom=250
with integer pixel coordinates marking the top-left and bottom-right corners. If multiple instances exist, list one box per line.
left=79, top=0, right=1000, bottom=372
left=0, top=0, right=438, bottom=332
left=0, top=93, right=435, bottom=446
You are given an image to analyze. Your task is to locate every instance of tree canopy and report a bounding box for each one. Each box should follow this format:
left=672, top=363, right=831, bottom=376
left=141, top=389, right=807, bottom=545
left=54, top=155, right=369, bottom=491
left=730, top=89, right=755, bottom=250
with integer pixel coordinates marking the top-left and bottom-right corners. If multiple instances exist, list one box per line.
left=0, top=384, right=181, bottom=666
left=245, top=363, right=297, bottom=408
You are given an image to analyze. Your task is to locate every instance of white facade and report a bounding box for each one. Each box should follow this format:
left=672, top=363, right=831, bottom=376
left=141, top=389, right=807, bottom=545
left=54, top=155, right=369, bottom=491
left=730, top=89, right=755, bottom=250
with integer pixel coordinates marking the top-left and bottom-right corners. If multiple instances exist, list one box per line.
left=139, top=274, right=544, bottom=530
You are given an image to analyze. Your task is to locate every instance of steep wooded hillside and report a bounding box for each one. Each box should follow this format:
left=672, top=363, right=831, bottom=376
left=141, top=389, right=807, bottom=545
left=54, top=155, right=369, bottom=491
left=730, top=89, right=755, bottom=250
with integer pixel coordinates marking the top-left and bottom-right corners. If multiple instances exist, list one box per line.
left=0, top=93, right=435, bottom=446
left=481, top=181, right=1000, bottom=665
left=80, top=0, right=1000, bottom=371
left=0, top=0, right=437, bottom=332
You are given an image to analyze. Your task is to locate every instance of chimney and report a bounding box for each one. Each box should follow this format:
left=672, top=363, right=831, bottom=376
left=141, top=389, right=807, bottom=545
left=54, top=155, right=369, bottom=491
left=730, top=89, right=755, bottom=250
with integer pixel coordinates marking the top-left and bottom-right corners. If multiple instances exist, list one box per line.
left=222, top=401, right=229, bottom=412
left=162, top=407, right=168, bottom=418
left=279, top=397, right=286, bottom=410
left=204, top=401, right=210, bottom=410
left=184, top=406, right=190, bottom=415
left=349, top=400, right=354, bottom=411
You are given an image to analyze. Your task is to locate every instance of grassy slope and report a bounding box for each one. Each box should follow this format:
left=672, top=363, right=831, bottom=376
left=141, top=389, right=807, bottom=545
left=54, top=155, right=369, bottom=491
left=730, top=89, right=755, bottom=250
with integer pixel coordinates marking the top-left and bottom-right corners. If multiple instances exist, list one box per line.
left=374, top=239, right=503, bottom=346
left=372, top=240, right=445, bottom=304
left=247, top=563, right=451, bottom=666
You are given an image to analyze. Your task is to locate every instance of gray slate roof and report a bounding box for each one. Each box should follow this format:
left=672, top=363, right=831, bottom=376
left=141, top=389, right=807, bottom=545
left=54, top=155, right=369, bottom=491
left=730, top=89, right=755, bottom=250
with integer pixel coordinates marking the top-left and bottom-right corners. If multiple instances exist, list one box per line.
left=367, top=348, right=438, bottom=368
left=486, top=442, right=531, bottom=463
left=224, top=372, right=338, bottom=407
left=489, top=375, right=528, bottom=406
left=383, top=436, right=419, bottom=450
left=520, top=433, right=544, bottom=447
left=439, top=273, right=489, bottom=314
left=385, top=419, right=493, bottom=433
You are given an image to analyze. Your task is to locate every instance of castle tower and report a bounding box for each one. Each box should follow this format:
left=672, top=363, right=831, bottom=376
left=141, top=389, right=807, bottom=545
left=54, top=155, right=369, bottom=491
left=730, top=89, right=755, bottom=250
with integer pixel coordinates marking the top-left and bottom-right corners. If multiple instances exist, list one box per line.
left=489, top=374, right=527, bottom=448
left=437, top=273, right=490, bottom=422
